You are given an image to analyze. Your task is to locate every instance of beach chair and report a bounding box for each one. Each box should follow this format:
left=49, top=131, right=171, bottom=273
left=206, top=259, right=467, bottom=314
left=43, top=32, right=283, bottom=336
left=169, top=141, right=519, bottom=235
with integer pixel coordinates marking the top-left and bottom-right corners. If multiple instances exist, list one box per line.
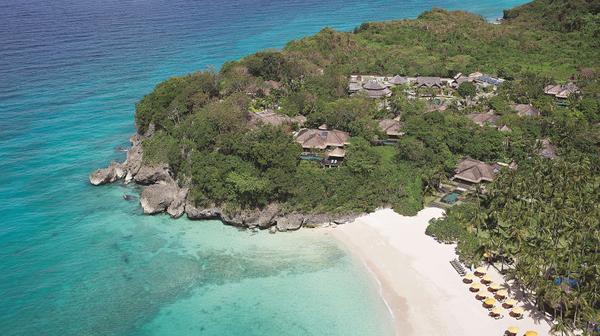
left=449, top=259, right=466, bottom=276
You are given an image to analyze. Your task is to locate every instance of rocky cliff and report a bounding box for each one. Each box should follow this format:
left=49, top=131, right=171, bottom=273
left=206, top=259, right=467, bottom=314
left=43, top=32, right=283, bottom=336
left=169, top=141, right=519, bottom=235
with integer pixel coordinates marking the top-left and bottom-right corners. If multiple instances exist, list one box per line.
left=89, top=129, right=358, bottom=231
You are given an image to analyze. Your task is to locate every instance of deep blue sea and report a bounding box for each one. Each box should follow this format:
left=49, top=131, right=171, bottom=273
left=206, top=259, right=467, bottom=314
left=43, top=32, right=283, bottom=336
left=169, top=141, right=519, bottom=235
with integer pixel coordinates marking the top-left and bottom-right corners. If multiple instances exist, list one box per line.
left=0, top=1, right=528, bottom=335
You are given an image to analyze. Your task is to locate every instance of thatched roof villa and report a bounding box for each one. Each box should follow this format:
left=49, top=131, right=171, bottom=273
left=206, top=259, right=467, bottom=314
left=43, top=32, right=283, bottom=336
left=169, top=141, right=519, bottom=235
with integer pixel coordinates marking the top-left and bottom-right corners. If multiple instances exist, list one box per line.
left=467, top=110, right=500, bottom=127
left=452, top=158, right=500, bottom=184
left=378, top=118, right=404, bottom=138
left=295, top=128, right=350, bottom=150
left=415, top=76, right=443, bottom=88
left=513, top=104, right=541, bottom=117
left=544, top=83, right=579, bottom=99
left=362, top=79, right=392, bottom=98
left=388, top=75, right=408, bottom=86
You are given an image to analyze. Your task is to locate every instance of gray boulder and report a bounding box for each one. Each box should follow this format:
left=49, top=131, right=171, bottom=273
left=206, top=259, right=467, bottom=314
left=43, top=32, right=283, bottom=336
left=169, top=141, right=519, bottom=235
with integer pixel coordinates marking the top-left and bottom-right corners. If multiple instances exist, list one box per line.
left=123, top=135, right=143, bottom=180
left=254, top=204, right=280, bottom=229
left=167, top=187, right=189, bottom=219
left=304, top=214, right=335, bottom=228
left=134, top=164, right=172, bottom=185
left=89, top=162, right=125, bottom=186
left=139, top=182, right=178, bottom=215
left=185, top=201, right=222, bottom=220
left=221, top=209, right=261, bottom=228
left=275, top=214, right=305, bottom=232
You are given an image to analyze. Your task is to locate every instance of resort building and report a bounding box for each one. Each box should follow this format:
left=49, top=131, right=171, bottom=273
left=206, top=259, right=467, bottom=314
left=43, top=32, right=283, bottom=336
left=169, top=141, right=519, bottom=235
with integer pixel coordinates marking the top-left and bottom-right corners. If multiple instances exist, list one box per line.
left=467, top=110, right=500, bottom=127
left=514, top=104, right=541, bottom=117
left=474, top=74, right=505, bottom=87
left=378, top=118, right=404, bottom=140
left=415, top=76, right=443, bottom=88
left=450, top=73, right=472, bottom=88
left=348, top=75, right=393, bottom=98
left=295, top=126, right=350, bottom=167
left=247, top=109, right=306, bottom=129
left=544, top=82, right=579, bottom=100
left=296, top=127, right=350, bottom=150
left=362, top=79, right=393, bottom=98
left=388, top=75, right=408, bottom=86
left=452, top=158, right=501, bottom=188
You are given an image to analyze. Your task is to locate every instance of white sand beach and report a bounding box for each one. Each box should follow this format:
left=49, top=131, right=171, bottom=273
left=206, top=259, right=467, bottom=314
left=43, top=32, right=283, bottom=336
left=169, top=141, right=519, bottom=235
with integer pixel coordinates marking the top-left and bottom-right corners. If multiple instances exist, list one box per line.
left=332, top=208, right=553, bottom=336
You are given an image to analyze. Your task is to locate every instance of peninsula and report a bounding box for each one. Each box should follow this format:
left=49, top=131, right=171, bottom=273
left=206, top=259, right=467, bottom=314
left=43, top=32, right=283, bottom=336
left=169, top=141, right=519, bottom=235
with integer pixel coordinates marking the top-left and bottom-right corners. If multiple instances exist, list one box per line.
left=91, top=0, right=599, bottom=334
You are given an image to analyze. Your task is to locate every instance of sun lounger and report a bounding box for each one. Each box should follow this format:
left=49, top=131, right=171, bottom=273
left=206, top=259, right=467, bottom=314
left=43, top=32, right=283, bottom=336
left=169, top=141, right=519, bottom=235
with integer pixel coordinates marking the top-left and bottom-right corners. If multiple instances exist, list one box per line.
left=450, top=259, right=466, bottom=276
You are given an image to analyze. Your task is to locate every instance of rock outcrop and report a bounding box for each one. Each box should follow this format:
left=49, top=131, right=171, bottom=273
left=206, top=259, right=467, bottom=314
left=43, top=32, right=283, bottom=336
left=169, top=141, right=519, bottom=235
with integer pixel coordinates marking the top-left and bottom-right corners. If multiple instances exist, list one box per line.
left=166, top=187, right=189, bottom=219
left=139, top=182, right=179, bottom=215
left=89, top=162, right=126, bottom=186
left=185, top=201, right=222, bottom=220
left=89, top=135, right=143, bottom=186
left=123, top=135, right=143, bottom=182
left=134, top=164, right=172, bottom=185
left=275, top=214, right=305, bottom=232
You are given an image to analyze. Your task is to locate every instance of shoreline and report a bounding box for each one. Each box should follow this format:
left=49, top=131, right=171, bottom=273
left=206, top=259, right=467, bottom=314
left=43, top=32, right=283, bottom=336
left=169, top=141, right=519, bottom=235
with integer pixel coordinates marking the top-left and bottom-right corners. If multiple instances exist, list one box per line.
left=331, top=208, right=553, bottom=336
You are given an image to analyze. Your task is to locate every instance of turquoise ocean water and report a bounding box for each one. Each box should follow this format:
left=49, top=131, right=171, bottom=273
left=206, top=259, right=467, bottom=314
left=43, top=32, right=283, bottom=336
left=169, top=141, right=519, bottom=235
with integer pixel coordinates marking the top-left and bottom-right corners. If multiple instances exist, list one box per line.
left=0, top=1, right=527, bottom=335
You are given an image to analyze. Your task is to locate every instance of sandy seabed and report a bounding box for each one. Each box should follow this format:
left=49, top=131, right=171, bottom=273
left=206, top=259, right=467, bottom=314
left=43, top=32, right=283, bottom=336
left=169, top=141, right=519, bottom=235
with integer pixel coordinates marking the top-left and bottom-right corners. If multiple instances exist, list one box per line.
left=331, top=208, right=553, bottom=336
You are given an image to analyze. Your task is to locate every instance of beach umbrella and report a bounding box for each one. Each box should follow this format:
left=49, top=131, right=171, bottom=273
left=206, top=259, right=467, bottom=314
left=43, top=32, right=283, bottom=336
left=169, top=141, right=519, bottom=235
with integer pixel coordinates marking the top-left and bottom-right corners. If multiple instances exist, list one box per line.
left=488, top=282, right=502, bottom=291
left=481, top=274, right=493, bottom=283
left=503, top=299, right=517, bottom=308
left=496, top=289, right=508, bottom=298
left=470, top=283, right=481, bottom=292
left=484, top=297, right=496, bottom=307
left=463, top=273, right=475, bottom=283
left=524, top=331, right=538, bottom=336
left=475, top=266, right=486, bottom=275
left=475, top=292, right=487, bottom=300
left=506, top=326, right=519, bottom=335
left=490, top=307, right=502, bottom=316
left=511, top=306, right=525, bottom=316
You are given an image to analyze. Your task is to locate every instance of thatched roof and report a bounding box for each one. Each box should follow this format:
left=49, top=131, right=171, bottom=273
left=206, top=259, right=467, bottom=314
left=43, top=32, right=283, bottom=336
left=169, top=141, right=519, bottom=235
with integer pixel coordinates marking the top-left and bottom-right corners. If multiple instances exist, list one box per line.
left=514, top=104, right=540, bottom=117
left=363, top=79, right=387, bottom=90
left=454, top=158, right=497, bottom=184
left=295, top=129, right=350, bottom=149
left=327, top=147, right=346, bottom=158
left=416, top=76, right=443, bottom=88
left=544, top=83, right=579, bottom=98
left=467, top=111, right=500, bottom=126
left=378, top=119, right=403, bottom=136
left=388, top=75, right=408, bottom=85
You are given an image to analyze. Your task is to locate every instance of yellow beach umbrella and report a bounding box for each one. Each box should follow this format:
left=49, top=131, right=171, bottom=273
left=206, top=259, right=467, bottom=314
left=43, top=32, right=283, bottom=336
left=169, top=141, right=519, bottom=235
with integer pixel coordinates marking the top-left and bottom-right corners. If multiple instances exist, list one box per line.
left=511, top=306, right=525, bottom=315
left=489, top=282, right=502, bottom=291
left=484, top=297, right=496, bottom=306
left=496, top=289, right=508, bottom=298
left=463, top=273, right=475, bottom=283
left=503, top=298, right=517, bottom=307
left=524, top=331, right=538, bottom=336
left=481, top=274, right=493, bottom=283
left=506, top=326, right=519, bottom=335
left=470, top=283, right=481, bottom=291
left=475, top=266, right=486, bottom=275
left=490, top=307, right=502, bottom=316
